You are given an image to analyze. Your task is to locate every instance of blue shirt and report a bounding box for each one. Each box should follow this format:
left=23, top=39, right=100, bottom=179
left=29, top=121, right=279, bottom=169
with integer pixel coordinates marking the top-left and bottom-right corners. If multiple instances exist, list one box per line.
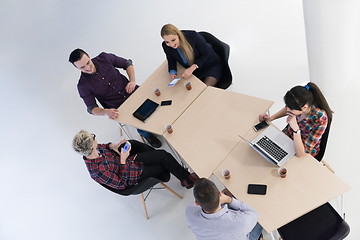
left=185, top=198, right=259, bottom=240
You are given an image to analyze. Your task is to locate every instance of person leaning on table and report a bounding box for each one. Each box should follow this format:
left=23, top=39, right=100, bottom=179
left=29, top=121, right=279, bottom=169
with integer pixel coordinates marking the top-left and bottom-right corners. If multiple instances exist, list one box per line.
left=259, top=82, right=333, bottom=158
left=72, top=130, right=199, bottom=190
left=160, top=23, right=223, bottom=87
left=185, top=178, right=263, bottom=240
left=68, top=48, right=162, bottom=148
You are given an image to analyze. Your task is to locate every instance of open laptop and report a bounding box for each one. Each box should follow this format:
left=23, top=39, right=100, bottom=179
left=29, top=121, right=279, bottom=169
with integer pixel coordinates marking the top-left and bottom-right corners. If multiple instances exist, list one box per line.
left=239, top=124, right=295, bottom=166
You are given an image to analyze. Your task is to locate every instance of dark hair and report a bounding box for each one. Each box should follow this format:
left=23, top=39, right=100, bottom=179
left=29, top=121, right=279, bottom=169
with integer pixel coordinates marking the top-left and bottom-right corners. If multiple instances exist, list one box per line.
left=68, top=48, right=89, bottom=64
left=284, top=82, right=333, bottom=126
left=193, top=178, right=219, bottom=213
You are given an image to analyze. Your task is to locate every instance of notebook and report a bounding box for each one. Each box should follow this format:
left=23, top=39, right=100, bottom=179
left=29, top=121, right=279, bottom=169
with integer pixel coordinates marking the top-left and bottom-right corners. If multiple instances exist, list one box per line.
left=132, top=98, right=159, bottom=122
left=239, top=124, right=295, bottom=166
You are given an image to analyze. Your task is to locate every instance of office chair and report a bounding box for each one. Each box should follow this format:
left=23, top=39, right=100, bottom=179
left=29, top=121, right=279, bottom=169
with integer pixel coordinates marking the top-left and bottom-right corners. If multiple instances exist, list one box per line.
left=100, top=173, right=182, bottom=219
left=315, top=125, right=335, bottom=173
left=100, top=140, right=183, bottom=219
left=198, top=31, right=232, bottom=89
left=277, top=202, right=350, bottom=240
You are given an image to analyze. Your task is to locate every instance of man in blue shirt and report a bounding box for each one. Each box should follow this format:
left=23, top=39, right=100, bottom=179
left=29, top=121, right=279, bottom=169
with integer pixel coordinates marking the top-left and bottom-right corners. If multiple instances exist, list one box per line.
left=186, top=178, right=263, bottom=240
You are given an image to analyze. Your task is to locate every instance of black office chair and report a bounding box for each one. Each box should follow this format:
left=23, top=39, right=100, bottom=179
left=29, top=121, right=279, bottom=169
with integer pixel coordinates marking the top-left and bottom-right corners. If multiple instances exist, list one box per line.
left=315, top=125, right=330, bottom=161
left=100, top=173, right=182, bottom=219
left=100, top=140, right=183, bottom=219
left=314, top=125, right=336, bottom=173
left=277, top=202, right=350, bottom=240
left=199, top=31, right=232, bottom=89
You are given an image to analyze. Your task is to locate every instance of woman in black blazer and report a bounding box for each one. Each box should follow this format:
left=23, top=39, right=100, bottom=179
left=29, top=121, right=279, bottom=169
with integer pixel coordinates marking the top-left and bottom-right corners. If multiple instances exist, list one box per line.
left=161, top=24, right=223, bottom=86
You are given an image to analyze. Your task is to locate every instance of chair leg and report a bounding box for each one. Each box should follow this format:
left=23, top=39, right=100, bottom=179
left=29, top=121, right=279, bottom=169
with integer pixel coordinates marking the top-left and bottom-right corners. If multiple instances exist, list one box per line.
left=140, top=193, right=149, bottom=220
left=321, top=159, right=335, bottom=173
left=160, top=182, right=183, bottom=199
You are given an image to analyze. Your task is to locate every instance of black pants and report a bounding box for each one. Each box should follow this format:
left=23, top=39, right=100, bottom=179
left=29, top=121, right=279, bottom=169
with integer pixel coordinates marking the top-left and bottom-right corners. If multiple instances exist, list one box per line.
left=124, top=140, right=190, bottom=182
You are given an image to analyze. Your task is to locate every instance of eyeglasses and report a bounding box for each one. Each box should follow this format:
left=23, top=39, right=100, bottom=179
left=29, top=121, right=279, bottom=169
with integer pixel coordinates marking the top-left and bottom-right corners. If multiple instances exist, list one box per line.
left=91, top=133, right=96, bottom=140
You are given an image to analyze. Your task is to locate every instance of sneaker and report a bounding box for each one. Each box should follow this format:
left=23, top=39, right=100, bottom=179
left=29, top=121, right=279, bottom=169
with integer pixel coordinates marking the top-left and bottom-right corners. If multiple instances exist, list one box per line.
left=144, top=134, right=162, bottom=148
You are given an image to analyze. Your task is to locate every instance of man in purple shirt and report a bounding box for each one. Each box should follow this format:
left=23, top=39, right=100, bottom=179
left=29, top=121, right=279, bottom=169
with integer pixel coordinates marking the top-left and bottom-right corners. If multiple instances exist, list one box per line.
left=69, top=48, right=161, bottom=148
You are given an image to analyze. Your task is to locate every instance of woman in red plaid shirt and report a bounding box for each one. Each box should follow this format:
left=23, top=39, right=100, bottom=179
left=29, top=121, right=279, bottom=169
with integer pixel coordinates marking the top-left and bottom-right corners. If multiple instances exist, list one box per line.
left=72, top=130, right=198, bottom=190
left=259, top=82, right=333, bottom=158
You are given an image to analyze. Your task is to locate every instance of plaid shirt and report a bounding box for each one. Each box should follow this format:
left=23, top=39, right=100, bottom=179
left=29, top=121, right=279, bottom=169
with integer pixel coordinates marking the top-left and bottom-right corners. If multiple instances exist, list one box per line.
left=283, top=107, right=328, bottom=157
left=83, top=143, right=143, bottom=190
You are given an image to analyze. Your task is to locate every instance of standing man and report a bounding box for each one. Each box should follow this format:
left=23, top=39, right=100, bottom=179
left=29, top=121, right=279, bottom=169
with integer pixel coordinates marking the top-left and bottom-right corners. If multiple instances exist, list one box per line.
left=69, top=48, right=161, bottom=148
left=185, top=178, right=263, bottom=240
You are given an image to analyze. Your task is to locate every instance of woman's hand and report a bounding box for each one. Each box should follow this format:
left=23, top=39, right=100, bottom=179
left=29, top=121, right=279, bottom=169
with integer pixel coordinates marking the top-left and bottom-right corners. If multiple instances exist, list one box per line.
left=286, top=112, right=299, bottom=131
left=259, top=113, right=271, bottom=122
left=169, top=74, right=177, bottom=80
left=181, top=64, right=197, bottom=79
left=120, top=142, right=132, bottom=164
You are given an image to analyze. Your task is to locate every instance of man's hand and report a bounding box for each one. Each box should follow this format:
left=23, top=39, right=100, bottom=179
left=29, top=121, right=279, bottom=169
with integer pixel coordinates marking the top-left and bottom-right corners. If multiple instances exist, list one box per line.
left=125, top=81, right=136, bottom=94
left=219, top=192, right=233, bottom=205
left=105, top=109, right=119, bottom=120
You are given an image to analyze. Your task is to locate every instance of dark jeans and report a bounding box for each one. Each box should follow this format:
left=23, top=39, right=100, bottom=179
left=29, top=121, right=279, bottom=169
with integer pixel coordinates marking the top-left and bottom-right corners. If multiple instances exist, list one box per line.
left=137, top=129, right=152, bottom=139
left=124, top=140, right=189, bottom=182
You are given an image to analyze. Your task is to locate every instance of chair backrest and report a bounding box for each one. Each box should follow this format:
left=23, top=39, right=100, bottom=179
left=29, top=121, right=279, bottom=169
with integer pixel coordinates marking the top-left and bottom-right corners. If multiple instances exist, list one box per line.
left=278, top=202, right=350, bottom=240
left=315, top=125, right=330, bottom=161
left=198, top=31, right=232, bottom=89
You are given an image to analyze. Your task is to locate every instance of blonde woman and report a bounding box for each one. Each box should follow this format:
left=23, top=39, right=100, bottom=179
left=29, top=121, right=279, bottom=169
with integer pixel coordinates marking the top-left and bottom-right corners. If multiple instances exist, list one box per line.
left=161, top=24, right=223, bottom=86
left=72, top=130, right=199, bottom=190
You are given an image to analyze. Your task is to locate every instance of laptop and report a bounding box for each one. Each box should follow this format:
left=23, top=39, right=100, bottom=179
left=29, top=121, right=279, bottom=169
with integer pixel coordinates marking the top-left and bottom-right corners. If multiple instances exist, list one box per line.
left=239, top=124, right=295, bottom=166
left=132, top=98, right=159, bottom=122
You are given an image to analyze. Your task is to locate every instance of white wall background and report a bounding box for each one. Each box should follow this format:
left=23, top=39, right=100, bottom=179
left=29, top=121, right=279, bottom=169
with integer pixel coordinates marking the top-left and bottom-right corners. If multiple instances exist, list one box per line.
left=0, top=0, right=358, bottom=239
left=303, top=0, right=360, bottom=239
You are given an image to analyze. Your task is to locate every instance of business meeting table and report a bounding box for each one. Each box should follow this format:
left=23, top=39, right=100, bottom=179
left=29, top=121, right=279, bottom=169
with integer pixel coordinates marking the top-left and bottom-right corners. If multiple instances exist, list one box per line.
left=117, top=61, right=350, bottom=234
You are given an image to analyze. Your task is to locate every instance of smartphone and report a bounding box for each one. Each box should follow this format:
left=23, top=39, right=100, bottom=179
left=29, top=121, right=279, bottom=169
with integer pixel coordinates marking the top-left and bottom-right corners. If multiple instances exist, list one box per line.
left=247, top=184, right=267, bottom=195
left=123, top=142, right=131, bottom=153
left=161, top=100, right=172, bottom=106
left=253, top=121, right=269, bottom=132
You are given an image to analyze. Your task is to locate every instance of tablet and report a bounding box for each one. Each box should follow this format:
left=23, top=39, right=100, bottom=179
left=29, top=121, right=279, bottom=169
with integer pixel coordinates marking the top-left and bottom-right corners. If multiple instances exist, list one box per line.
left=132, top=98, right=159, bottom=122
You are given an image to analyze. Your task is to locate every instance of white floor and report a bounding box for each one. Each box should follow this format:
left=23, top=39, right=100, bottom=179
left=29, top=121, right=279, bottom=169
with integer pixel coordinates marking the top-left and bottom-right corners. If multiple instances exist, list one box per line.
left=1, top=1, right=359, bottom=240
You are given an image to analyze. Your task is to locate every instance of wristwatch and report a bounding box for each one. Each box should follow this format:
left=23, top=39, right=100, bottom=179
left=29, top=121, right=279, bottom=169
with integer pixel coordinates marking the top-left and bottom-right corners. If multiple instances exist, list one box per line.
left=293, top=129, right=301, bottom=134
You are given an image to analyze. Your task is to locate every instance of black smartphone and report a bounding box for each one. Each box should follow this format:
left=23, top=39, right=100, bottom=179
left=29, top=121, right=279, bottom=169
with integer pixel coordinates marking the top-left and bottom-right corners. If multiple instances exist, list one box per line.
left=253, top=121, right=269, bottom=131
left=247, top=184, right=267, bottom=195
left=161, top=100, right=172, bottom=106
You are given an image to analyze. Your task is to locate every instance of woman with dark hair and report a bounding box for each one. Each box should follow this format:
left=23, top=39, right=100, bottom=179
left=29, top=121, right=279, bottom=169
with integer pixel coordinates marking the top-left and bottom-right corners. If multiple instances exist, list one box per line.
left=259, top=82, right=333, bottom=158
left=160, top=24, right=223, bottom=86
left=72, top=130, right=198, bottom=190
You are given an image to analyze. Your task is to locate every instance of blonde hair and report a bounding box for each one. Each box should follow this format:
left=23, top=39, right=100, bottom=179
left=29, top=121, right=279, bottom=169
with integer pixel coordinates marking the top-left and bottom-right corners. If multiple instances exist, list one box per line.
left=72, top=130, right=93, bottom=156
left=161, top=24, right=195, bottom=65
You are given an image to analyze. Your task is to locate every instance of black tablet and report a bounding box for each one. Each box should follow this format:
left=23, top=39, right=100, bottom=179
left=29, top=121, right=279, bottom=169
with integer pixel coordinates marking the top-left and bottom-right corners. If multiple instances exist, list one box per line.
left=132, top=98, right=159, bottom=122
left=247, top=184, right=267, bottom=195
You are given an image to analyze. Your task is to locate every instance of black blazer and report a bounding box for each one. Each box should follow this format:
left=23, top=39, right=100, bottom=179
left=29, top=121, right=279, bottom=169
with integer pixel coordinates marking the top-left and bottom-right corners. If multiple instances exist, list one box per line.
left=162, top=30, right=221, bottom=78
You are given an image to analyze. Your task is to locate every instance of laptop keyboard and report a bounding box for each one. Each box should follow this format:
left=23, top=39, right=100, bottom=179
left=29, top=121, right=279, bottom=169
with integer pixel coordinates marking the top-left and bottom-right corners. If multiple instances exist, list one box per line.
left=256, top=136, right=288, bottom=161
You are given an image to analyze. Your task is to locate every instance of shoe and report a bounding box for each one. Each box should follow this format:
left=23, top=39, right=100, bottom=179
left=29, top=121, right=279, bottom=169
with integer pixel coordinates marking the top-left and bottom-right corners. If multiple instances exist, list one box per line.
left=188, top=173, right=199, bottom=183
left=181, top=179, right=194, bottom=189
left=144, top=134, right=162, bottom=148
